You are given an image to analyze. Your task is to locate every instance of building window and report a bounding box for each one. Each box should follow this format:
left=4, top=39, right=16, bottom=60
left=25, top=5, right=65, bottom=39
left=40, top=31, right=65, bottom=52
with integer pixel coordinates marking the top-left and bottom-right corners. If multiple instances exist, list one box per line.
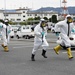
left=27, top=14, right=29, bottom=16
left=17, top=19, right=21, bottom=21
left=18, top=14, right=21, bottom=16
left=23, top=11, right=25, bottom=13
left=23, top=15, right=25, bottom=17
left=35, top=14, right=37, bottom=16
left=11, top=19, right=15, bottom=21
left=30, top=14, right=32, bottom=16
left=23, top=20, right=25, bottom=21
left=27, top=14, right=32, bottom=16
left=4, top=14, right=8, bottom=16
left=44, top=14, right=47, bottom=16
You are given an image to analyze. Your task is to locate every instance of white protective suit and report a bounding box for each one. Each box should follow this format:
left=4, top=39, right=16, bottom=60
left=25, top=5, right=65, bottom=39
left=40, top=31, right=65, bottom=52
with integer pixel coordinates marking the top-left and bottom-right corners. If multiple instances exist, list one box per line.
left=32, top=21, right=49, bottom=54
left=54, top=15, right=74, bottom=48
left=1, top=23, right=12, bottom=46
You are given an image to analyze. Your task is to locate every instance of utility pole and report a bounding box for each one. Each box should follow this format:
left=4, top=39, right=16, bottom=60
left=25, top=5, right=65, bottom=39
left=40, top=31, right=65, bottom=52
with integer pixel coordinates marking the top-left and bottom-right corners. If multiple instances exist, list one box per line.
left=62, top=0, right=68, bottom=18
left=4, top=0, right=6, bottom=19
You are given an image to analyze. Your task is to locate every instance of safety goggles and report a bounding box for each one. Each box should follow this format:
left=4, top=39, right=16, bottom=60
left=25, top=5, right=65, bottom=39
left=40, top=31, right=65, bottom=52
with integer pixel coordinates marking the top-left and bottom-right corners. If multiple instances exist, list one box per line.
left=67, top=17, right=73, bottom=23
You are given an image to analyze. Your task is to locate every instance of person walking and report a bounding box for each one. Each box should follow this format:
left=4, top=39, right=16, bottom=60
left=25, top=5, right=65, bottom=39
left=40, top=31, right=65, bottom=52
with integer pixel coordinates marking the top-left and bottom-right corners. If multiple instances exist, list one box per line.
left=0, top=19, right=12, bottom=52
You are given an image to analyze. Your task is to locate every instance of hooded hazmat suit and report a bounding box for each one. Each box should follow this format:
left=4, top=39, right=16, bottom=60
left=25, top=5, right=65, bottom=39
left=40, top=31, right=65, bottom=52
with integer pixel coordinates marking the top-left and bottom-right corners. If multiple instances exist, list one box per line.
left=54, top=15, right=74, bottom=59
left=0, top=19, right=12, bottom=52
left=55, top=15, right=74, bottom=47
left=31, top=19, right=49, bottom=61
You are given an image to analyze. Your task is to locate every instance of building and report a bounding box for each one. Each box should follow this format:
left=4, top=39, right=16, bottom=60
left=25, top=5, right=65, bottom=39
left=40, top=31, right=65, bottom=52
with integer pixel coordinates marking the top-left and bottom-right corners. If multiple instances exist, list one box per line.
left=0, top=7, right=58, bottom=22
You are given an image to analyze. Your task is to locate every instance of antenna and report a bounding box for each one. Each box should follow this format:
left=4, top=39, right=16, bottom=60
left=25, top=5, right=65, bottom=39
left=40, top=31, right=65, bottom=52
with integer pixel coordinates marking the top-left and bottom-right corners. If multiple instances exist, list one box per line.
left=62, top=0, right=68, bottom=18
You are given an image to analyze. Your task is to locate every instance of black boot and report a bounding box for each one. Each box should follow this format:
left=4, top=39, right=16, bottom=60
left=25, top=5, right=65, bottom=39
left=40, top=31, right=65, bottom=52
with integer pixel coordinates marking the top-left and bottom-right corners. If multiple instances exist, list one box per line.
left=31, top=54, right=35, bottom=61
left=42, top=50, right=47, bottom=58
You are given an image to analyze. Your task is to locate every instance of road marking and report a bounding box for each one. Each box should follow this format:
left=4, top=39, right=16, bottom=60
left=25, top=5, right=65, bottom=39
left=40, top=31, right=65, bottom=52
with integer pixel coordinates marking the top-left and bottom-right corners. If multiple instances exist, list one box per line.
left=13, top=45, right=75, bottom=54
left=1, top=42, right=74, bottom=53
left=10, top=44, right=33, bottom=46
left=0, top=43, right=33, bottom=46
left=13, top=46, right=53, bottom=50
left=13, top=46, right=33, bottom=48
left=62, top=51, right=75, bottom=54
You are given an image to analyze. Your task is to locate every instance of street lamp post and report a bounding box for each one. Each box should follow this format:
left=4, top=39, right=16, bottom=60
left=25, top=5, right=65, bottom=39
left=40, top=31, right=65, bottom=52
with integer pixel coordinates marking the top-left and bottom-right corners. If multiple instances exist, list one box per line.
left=60, top=0, right=63, bottom=20
left=4, top=0, right=6, bottom=19
left=60, top=0, right=61, bottom=7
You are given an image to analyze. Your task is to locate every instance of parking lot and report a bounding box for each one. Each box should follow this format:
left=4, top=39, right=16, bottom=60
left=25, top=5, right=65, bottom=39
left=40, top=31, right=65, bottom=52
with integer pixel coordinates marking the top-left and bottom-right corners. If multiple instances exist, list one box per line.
left=0, top=33, right=75, bottom=75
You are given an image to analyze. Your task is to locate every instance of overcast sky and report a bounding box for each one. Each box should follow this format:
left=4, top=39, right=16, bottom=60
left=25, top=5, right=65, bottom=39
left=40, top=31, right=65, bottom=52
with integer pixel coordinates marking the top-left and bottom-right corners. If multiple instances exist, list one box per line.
left=0, top=0, right=75, bottom=10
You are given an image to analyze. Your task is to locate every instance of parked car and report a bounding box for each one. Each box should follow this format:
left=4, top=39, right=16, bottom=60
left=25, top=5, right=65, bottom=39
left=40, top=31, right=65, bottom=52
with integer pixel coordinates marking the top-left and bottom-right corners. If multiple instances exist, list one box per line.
left=11, top=25, right=21, bottom=33
left=16, top=25, right=34, bottom=39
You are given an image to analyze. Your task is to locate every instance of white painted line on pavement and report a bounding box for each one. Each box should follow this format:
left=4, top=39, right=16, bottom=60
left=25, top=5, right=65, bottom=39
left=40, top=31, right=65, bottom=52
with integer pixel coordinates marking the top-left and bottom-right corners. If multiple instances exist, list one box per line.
left=13, top=46, right=53, bottom=50
left=13, top=46, right=33, bottom=48
left=10, top=44, right=33, bottom=46
left=13, top=45, right=75, bottom=54
left=62, top=51, right=75, bottom=54
left=0, top=43, right=33, bottom=46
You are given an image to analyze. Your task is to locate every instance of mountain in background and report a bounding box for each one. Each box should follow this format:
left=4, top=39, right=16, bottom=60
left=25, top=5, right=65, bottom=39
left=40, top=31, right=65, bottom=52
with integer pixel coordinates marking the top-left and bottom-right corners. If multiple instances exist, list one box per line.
left=34, top=7, right=75, bottom=14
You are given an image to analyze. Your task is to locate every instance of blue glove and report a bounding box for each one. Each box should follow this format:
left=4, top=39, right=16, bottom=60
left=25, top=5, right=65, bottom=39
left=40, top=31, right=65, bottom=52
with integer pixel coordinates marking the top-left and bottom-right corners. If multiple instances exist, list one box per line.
left=0, top=25, right=3, bottom=28
left=8, top=30, right=11, bottom=34
left=41, top=32, right=45, bottom=36
left=56, top=32, right=60, bottom=36
left=72, top=29, right=75, bottom=32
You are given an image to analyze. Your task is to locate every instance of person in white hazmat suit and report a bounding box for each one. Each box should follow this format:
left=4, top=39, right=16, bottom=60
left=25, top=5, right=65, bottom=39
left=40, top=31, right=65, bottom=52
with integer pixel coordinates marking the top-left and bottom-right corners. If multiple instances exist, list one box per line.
left=31, top=19, right=49, bottom=61
left=0, top=19, right=12, bottom=52
left=4, top=19, right=12, bottom=43
left=54, top=15, right=74, bottom=59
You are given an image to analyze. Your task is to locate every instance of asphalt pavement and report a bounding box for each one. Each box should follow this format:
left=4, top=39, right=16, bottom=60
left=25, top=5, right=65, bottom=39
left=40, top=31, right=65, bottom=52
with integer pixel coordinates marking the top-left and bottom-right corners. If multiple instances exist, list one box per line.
left=0, top=33, right=75, bottom=75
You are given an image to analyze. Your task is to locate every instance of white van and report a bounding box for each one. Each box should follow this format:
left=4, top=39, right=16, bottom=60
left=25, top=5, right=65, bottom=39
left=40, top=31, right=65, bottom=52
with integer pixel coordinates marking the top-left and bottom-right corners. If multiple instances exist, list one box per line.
left=16, top=25, right=34, bottom=39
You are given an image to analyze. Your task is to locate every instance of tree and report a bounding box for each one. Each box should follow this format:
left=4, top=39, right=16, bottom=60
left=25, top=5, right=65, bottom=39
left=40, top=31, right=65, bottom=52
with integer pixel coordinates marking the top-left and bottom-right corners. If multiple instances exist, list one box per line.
left=34, top=16, right=40, bottom=24
left=51, top=15, right=58, bottom=23
left=26, top=17, right=34, bottom=25
left=19, top=22, right=26, bottom=25
left=43, top=17, right=48, bottom=21
left=49, top=18, right=51, bottom=22
left=27, top=18, right=34, bottom=21
left=34, top=16, right=40, bottom=20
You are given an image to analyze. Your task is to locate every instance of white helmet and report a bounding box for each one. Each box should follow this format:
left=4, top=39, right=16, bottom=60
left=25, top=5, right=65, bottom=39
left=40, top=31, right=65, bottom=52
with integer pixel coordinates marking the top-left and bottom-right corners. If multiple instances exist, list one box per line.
left=4, top=19, right=9, bottom=23
left=40, top=18, right=45, bottom=21
left=65, top=15, right=72, bottom=19
left=65, top=15, right=73, bottom=23
left=40, top=19, right=46, bottom=24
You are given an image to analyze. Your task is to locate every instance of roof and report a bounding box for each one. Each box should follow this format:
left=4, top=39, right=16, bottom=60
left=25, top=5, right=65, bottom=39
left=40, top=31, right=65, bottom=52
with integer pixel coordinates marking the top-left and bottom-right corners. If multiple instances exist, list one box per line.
left=3, top=12, right=22, bottom=14
left=3, top=10, right=22, bottom=14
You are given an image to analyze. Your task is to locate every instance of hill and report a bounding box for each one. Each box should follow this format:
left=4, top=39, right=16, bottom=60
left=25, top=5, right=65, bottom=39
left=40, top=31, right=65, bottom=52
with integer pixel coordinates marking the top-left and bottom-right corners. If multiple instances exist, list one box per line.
left=34, top=7, right=75, bottom=14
